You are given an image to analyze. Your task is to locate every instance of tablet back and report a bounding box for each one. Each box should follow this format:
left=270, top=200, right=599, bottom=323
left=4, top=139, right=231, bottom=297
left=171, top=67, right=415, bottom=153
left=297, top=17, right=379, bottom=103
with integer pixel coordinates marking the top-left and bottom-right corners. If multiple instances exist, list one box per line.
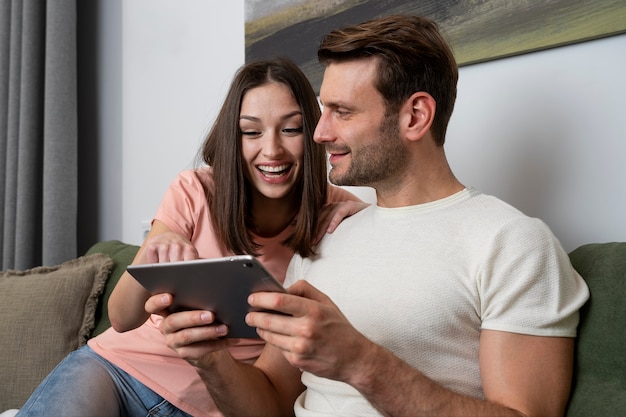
left=127, top=255, right=285, bottom=338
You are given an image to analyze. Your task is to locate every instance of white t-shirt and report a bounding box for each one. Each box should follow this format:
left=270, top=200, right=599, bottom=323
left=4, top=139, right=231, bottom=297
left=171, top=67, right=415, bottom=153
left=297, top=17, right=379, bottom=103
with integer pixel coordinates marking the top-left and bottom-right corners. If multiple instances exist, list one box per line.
left=285, top=188, right=589, bottom=417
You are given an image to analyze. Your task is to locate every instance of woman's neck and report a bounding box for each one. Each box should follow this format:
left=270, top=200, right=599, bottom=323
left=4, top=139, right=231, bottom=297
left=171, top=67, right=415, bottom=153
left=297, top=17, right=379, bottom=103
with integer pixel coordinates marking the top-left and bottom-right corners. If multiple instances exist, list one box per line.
left=249, top=196, right=299, bottom=238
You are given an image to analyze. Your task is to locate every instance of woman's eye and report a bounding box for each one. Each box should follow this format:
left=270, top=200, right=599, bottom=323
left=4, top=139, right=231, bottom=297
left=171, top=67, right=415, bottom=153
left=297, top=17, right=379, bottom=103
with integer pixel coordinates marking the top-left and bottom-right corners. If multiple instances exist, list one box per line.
left=242, top=130, right=261, bottom=137
left=283, top=127, right=303, bottom=135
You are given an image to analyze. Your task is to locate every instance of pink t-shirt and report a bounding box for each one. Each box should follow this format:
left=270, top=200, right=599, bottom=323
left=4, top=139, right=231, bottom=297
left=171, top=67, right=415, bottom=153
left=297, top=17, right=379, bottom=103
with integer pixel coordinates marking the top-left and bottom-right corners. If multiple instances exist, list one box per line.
left=88, top=167, right=359, bottom=417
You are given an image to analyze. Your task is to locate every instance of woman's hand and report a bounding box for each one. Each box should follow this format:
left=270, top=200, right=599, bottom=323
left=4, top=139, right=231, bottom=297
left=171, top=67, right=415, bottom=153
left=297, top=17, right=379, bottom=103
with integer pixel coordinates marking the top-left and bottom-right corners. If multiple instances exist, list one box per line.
left=138, top=228, right=199, bottom=264
left=145, top=293, right=237, bottom=367
left=313, top=200, right=369, bottom=244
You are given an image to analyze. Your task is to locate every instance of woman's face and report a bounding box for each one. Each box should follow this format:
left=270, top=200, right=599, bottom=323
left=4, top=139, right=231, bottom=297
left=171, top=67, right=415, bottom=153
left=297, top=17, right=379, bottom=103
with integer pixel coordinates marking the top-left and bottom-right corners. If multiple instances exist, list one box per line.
left=240, top=82, right=305, bottom=202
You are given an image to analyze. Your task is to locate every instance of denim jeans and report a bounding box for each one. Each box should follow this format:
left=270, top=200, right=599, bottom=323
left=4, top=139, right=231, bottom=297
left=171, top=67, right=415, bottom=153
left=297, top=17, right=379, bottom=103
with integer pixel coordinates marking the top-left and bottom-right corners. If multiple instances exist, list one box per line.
left=16, top=345, right=193, bottom=417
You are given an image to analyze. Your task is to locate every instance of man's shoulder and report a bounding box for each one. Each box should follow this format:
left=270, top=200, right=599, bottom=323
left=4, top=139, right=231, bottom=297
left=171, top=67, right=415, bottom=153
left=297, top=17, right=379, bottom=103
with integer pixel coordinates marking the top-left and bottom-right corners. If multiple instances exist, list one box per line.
left=327, top=203, right=374, bottom=235
left=460, top=190, right=529, bottom=221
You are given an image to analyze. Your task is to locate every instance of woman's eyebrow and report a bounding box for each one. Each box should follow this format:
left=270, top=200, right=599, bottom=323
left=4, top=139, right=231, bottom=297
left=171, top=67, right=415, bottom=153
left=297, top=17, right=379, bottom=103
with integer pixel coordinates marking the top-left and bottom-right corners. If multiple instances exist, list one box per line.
left=239, top=115, right=260, bottom=122
left=281, top=110, right=302, bottom=121
left=239, top=110, right=302, bottom=122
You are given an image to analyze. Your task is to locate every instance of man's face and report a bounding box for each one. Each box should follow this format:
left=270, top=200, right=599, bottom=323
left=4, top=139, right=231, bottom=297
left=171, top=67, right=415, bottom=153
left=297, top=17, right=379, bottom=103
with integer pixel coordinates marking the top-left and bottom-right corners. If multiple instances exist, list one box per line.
left=314, top=58, right=408, bottom=187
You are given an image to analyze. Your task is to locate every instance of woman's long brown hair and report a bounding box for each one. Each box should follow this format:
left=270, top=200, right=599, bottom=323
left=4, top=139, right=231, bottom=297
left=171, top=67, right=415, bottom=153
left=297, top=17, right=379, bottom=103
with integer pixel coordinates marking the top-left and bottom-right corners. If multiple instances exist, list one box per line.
left=201, top=59, right=327, bottom=257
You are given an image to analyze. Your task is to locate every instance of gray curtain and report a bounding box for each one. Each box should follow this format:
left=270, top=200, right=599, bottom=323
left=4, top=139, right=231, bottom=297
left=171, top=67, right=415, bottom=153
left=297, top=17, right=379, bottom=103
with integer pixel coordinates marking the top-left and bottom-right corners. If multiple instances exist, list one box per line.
left=0, top=0, right=77, bottom=270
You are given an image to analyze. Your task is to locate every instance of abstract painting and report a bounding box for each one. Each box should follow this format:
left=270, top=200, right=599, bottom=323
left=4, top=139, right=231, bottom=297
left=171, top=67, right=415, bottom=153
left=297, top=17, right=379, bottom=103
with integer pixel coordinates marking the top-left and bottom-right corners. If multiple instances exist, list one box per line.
left=245, top=0, right=626, bottom=93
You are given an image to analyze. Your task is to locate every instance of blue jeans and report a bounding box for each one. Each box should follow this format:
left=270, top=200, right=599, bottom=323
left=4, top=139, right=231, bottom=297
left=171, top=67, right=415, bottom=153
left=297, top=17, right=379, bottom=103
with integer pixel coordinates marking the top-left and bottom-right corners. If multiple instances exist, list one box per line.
left=16, top=345, right=193, bottom=417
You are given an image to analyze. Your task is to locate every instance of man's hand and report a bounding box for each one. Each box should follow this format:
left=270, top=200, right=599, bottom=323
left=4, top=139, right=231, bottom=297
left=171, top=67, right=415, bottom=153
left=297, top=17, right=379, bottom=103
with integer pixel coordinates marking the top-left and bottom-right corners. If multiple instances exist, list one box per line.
left=246, top=280, right=375, bottom=382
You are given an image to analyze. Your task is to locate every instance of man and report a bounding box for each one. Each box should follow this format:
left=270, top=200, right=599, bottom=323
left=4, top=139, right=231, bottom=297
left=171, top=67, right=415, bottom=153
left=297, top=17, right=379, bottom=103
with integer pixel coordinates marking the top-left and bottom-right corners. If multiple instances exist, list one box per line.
left=148, top=15, right=589, bottom=417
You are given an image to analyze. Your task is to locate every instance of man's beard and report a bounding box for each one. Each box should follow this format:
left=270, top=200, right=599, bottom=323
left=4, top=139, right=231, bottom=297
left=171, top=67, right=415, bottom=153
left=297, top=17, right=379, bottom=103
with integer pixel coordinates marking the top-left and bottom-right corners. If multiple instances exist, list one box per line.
left=329, top=113, right=408, bottom=187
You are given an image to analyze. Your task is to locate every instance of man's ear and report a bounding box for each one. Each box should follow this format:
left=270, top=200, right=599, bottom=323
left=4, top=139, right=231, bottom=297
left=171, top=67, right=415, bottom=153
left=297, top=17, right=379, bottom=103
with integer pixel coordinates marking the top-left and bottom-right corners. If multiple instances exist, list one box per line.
left=400, top=92, right=436, bottom=142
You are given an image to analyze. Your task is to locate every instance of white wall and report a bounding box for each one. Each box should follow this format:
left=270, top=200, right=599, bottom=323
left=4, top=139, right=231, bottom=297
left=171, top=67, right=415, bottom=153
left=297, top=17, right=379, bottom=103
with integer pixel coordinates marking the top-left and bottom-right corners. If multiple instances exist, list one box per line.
left=446, top=34, right=626, bottom=251
left=120, top=0, right=246, bottom=243
left=106, top=0, right=626, bottom=252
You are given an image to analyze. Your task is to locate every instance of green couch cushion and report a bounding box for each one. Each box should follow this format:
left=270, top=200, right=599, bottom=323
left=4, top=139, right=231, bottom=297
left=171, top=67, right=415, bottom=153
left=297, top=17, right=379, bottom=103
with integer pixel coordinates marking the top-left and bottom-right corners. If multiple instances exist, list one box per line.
left=566, top=242, right=626, bottom=416
left=86, top=240, right=140, bottom=337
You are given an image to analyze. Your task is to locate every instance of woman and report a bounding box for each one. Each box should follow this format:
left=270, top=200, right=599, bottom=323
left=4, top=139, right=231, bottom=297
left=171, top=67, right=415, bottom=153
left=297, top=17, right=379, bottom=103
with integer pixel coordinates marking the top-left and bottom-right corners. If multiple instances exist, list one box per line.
left=17, top=59, right=364, bottom=417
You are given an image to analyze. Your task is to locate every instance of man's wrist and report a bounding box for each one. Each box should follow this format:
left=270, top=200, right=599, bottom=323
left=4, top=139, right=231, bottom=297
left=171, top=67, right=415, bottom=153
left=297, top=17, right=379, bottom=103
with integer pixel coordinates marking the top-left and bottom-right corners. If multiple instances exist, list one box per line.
left=346, top=341, right=391, bottom=394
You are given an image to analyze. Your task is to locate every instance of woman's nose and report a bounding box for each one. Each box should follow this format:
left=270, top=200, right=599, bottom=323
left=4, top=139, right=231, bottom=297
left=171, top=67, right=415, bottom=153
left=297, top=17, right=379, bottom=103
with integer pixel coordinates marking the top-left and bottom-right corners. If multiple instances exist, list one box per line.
left=262, top=131, right=284, bottom=157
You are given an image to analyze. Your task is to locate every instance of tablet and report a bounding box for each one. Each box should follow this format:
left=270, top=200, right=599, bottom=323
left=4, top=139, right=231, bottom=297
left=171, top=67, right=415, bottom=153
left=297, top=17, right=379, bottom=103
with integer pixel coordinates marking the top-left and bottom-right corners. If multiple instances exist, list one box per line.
left=127, top=255, right=286, bottom=338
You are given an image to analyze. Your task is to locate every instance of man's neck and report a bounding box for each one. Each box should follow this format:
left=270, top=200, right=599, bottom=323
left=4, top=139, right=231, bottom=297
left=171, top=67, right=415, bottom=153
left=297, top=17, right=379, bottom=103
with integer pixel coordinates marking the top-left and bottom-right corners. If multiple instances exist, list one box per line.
left=375, top=151, right=464, bottom=208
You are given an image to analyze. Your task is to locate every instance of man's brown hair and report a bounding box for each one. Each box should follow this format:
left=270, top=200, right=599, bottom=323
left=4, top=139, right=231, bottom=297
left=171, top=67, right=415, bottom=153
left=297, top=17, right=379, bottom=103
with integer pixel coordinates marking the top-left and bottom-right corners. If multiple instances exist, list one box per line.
left=318, top=15, right=458, bottom=145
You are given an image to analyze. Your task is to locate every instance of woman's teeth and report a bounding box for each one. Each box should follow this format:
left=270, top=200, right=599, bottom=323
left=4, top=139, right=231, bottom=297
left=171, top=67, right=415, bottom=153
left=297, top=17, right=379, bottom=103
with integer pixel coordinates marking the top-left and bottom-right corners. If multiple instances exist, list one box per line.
left=258, top=164, right=290, bottom=177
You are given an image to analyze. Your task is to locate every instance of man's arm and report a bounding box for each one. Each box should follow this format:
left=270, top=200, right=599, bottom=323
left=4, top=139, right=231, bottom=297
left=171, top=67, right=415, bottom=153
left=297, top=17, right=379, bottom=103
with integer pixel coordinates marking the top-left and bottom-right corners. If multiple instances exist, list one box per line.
left=248, top=281, right=575, bottom=417
left=479, top=330, right=574, bottom=416
left=343, top=330, right=573, bottom=417
left=195, top=344, right=305, bottom=417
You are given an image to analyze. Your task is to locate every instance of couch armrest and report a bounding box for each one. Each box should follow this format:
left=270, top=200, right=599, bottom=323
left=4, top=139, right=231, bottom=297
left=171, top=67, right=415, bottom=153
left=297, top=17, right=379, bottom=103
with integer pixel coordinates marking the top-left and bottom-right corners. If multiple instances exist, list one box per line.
left=85, top=240, right=140, bottom=337
left=566, top=242, right=626, bottom=416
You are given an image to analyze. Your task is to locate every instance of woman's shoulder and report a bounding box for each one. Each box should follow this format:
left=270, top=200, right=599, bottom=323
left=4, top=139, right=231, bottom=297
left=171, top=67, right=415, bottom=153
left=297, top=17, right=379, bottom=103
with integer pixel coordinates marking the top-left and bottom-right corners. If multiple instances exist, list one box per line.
left=172, top=166, right=215, bottom=191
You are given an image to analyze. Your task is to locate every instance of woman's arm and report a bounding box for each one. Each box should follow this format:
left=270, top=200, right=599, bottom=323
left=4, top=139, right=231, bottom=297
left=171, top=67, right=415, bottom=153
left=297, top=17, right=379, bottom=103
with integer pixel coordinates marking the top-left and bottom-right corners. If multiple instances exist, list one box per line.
left=108, top=220, right=199, bottom=332
left=145, top=294, right=305, bottom=417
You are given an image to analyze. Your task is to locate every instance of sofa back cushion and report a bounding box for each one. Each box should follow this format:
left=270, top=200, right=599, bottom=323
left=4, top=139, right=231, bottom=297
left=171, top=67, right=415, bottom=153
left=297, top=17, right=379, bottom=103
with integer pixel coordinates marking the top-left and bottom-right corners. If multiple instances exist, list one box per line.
left=567, top=242, right=626, bottom=416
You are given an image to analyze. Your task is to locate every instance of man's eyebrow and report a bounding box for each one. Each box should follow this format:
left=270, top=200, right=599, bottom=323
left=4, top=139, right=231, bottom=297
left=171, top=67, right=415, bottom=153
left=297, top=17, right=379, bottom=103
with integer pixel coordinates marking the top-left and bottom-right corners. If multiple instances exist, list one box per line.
left=319, top=99, right=349, bottom=109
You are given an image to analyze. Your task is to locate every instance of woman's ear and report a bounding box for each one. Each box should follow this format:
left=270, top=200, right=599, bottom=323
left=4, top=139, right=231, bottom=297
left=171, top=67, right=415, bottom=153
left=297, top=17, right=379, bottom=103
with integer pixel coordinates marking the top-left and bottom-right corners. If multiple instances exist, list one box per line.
left=400, top=92, right=436, bottom=142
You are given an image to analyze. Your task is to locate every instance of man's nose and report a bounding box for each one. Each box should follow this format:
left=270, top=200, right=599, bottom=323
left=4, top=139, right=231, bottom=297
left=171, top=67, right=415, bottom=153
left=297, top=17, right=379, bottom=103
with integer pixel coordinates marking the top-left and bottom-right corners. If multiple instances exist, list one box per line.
left=314, top=111, right=333, bottom=144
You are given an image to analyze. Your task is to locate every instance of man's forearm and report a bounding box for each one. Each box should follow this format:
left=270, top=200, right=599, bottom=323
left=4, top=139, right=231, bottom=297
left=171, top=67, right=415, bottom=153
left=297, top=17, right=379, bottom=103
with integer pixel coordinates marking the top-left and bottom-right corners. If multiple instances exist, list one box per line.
left=194, top=350, right=295, bottom=417
left=349, top=344, right=524, bottom=417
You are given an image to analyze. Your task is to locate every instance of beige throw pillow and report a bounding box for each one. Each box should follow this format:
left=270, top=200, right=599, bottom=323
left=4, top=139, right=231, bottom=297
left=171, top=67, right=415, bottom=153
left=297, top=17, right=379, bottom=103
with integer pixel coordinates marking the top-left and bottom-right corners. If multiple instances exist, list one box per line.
left=0, top=254, right=113, bottom=410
